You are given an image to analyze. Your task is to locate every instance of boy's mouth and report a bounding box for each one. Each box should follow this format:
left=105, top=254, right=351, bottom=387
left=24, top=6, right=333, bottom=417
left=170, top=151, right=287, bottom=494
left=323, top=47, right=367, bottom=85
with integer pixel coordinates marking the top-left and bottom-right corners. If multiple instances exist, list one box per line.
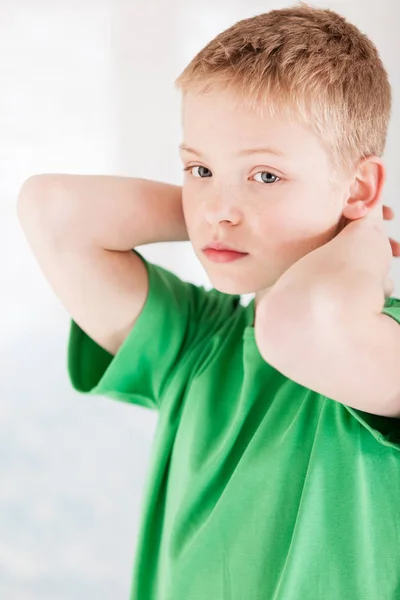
left=202, top=242, right=249, bottom=263
left=203, top=240, right=246, bottom=252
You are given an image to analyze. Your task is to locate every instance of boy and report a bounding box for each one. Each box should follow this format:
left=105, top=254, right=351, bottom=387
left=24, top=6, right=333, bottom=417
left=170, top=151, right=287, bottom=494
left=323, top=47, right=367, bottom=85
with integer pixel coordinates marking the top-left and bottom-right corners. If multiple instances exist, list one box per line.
left=18, top=3, right=400, bottom=599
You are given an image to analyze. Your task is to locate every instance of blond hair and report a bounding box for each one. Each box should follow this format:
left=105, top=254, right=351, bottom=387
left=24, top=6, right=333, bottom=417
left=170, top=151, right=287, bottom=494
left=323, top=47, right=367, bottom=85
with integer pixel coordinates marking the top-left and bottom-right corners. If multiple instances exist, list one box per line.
left=174, top=2, right=392, bottom=189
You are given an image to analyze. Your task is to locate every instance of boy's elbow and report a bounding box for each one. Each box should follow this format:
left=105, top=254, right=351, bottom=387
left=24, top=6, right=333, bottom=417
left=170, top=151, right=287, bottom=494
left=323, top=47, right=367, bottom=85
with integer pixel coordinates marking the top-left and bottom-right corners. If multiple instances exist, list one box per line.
left=17, top=175, right=67, bottom=226
left=18, top=174, right=59, bottom=203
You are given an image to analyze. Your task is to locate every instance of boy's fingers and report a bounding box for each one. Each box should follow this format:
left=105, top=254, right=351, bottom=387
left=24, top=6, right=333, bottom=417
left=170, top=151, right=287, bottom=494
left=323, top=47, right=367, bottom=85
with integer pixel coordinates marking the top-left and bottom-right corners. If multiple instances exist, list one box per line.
left=367, top=199, right=384, bottom=221
left=383, top=205, right=395, bottom=220
left=384, top=274, right=395, bottom=298
left=389, top=238, right=400, bottom=257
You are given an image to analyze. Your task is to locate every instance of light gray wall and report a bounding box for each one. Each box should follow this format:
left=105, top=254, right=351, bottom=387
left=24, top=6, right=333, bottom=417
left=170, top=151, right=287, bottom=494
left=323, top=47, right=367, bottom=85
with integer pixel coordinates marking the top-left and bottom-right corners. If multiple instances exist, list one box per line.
left=2, top=1, right=399, bottom=598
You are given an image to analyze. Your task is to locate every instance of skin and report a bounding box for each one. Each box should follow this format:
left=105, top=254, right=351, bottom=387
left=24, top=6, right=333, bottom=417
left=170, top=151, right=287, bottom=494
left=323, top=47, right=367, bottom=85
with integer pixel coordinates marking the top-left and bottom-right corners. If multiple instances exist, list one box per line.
left=179, top=87, right=398, bottom=308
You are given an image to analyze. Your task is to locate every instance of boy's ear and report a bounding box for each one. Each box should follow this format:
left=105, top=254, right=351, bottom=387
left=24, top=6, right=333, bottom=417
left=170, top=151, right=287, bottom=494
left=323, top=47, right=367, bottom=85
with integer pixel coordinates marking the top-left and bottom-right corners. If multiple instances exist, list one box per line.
left=341, top=155, right=386, bottom=221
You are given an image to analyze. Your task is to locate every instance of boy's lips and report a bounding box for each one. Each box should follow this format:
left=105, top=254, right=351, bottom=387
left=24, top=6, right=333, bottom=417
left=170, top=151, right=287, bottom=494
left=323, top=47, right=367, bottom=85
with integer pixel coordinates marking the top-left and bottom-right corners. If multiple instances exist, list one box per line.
left=203, top=241, right=246, bottom=252
left=202, top=242, right=249, bottom=263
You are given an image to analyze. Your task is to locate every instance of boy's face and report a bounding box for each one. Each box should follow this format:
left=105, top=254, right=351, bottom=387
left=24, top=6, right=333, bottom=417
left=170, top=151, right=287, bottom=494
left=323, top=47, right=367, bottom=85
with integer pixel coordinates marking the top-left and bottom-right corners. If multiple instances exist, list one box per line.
left=179, top=87, right=350, bottom=302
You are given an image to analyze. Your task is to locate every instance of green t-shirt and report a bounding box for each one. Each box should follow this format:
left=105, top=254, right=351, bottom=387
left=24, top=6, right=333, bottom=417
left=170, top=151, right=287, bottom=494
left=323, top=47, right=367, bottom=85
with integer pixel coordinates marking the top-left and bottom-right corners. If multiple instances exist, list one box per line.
left=68, top=249, right=400, bottom=600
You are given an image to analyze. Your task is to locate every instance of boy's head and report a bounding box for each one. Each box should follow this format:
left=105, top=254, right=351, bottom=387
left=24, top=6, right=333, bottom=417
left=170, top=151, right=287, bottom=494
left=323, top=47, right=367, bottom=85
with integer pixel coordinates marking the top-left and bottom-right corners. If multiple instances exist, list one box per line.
left=174, top=3, right=392, bottom=301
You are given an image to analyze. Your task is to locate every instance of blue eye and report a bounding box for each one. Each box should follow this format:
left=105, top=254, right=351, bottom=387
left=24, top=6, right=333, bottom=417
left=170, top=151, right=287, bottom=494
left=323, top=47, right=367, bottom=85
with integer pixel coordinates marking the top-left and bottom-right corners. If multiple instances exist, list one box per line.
left=183, top=166, right=281, bottom=185
left=183, top=166, right=212, bottom=178
left=253, top=172, right=280, bottom=184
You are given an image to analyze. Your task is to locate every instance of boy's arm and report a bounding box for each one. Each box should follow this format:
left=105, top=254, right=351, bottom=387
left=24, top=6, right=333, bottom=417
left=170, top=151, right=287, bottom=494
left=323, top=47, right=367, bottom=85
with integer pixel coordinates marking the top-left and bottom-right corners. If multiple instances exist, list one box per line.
left=17, top=175, right=187, bottom=355
left=254, top=214, right=400, bottom=418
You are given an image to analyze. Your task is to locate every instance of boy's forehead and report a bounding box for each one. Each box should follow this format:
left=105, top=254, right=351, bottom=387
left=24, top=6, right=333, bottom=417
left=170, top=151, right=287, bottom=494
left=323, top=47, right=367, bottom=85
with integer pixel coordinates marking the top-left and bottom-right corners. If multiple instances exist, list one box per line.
left=180, top=94, right=333, bottom=176
left=181, top=89, right=307, bottom=140
left=181, top=93, right=318, bottom=160
left=182, top=89, right=264, bottom=121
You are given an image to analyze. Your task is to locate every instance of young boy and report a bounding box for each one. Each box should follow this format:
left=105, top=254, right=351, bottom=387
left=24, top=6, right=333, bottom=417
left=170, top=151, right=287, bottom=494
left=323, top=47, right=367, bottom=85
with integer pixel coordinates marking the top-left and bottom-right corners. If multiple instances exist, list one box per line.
left=18, top=3, right=400, bottom=599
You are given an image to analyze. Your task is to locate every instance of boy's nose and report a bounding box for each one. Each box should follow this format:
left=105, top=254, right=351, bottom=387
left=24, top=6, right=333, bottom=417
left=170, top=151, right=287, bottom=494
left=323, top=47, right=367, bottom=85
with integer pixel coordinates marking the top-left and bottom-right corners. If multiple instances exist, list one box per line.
left=204, top=196, right=242, bottom=226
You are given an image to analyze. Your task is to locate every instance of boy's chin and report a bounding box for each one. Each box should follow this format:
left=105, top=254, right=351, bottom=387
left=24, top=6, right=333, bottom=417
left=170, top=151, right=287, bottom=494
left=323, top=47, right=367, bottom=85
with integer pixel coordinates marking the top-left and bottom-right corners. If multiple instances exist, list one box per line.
left=206, top=274, right=259, bottom=296
left=205, top=268, right=277, bottom=297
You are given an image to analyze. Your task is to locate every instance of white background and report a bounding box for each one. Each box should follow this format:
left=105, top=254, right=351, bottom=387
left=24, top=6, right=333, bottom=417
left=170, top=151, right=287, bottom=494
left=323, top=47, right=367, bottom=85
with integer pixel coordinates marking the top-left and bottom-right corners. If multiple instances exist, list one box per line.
left=2, top=0, right=399, bottom=598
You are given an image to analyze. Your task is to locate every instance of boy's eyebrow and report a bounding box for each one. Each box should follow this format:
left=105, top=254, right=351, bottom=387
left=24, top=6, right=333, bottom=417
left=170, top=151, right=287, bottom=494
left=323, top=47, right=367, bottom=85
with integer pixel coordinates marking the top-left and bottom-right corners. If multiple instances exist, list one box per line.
left=179, top=144, right=286, bottom=158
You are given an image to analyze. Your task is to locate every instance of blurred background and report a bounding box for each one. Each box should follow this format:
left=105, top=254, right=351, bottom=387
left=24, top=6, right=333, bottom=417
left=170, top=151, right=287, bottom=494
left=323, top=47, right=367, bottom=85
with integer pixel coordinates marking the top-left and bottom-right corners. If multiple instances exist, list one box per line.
left=1, top=0, right=399, bottom=598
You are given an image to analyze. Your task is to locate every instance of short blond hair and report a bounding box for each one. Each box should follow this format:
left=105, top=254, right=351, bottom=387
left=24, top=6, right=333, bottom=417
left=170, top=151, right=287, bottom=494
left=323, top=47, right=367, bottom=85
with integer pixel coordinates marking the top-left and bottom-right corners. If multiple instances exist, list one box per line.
left=174, top=2, right=392, bottom=189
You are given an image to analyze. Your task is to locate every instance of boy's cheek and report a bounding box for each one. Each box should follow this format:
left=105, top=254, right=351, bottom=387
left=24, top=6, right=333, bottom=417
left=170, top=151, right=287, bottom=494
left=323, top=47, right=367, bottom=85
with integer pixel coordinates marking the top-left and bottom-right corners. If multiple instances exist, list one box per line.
left=258, top=220, right=340, bottom=272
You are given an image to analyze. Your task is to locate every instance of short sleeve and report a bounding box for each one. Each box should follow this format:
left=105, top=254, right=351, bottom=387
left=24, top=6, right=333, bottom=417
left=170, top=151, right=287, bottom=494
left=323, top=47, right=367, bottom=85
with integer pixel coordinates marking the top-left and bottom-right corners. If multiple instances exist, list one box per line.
left=343, top=296, right=400, bottom=450
left=67, top=249, right=241, bottom=411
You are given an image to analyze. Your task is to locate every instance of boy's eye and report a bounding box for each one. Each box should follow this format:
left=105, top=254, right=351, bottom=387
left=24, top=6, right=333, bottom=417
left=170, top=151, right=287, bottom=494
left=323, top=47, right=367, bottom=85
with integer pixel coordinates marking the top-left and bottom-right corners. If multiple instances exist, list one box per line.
left=183, top=166, right=280, bottom=184
left=183, top=166, right=212, bottom=178
left=253, top=171, right=281, bottom=184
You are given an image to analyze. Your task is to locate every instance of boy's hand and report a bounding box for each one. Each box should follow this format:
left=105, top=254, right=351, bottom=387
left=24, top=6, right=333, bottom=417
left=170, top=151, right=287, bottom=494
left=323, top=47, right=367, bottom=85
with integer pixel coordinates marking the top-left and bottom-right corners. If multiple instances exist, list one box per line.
left=338, top=204, right=400, bottom=258
left=255, top=201, right=400, bottom=417
left=264, top=201, right=398, bottom=323
left=337, top=202, right=397, bottom=299
left=371, top=203, right=397, bottom=296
